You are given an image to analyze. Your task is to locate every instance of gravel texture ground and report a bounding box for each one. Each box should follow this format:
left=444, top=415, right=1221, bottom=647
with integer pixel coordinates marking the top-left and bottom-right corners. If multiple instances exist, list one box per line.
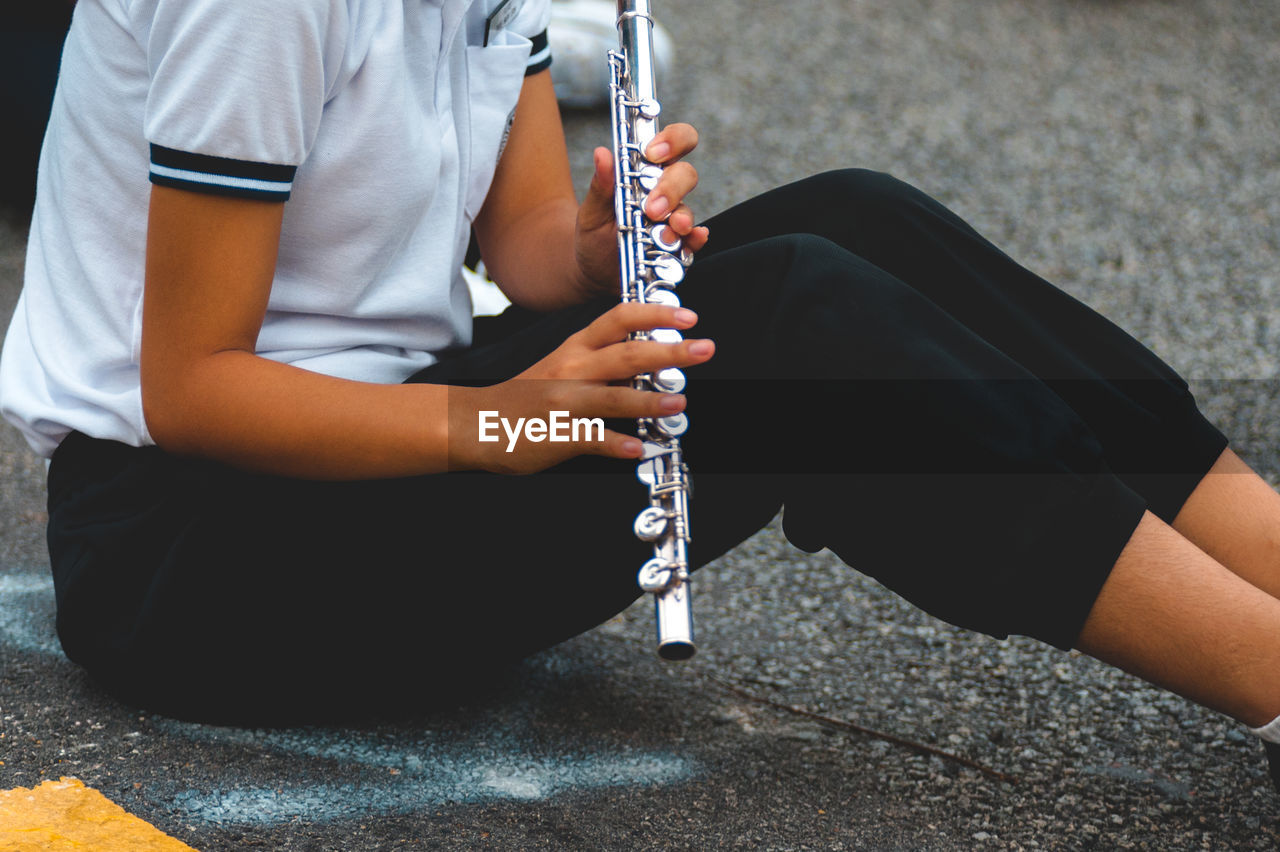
left=4, top=0, right=1280, bottom=848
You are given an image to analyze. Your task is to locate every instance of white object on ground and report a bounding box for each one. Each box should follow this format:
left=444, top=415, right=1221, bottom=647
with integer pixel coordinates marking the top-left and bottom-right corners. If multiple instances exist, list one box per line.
left=549, top=0, right=676, bottom=109
left=464, top=262, right=513, bottom=317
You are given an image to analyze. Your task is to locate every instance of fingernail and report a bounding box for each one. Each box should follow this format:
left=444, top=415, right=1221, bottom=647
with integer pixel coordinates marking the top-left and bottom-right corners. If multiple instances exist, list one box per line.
left=647, top=142, right=670, bottom=161
left=689, top=339, right=713, bottom=357
left=674, top=308, right=698, bottom=325
left=622, top=439, right=642, bottom=455
left=647, top=195, right=669, bottom=219
left=660, top=394, right=684, bottom=412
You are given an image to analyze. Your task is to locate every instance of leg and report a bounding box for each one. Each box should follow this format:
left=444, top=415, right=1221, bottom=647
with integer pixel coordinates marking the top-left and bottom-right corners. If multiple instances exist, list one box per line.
left=686, top=229, right=1280, bottom=734
left=702, top=183, right=1280, bottom=741
left=1170, top=448, right=1280, bottom=600
left=678, top=233, right=1155, bottom=650
left=702, top=169, right=1229, bottom=523
left=1076, top=447, right=1280, bottom=731
left=1077, top=509, right=1280, bottom=727
left=703, top=171, right=1280, bottom=725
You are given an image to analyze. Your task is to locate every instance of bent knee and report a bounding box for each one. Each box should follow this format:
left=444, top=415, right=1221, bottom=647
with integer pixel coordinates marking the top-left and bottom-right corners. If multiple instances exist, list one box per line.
left=800, top=168, right=920, bottom=217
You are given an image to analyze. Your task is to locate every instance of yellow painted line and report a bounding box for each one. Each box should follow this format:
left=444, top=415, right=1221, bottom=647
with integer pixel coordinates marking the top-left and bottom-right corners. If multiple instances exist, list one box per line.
left=0, top=777, right=198, bottom=851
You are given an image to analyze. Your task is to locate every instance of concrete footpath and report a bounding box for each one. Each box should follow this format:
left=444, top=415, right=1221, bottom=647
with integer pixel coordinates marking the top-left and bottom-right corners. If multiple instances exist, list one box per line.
left=4, top=0, right=1280, bottom=848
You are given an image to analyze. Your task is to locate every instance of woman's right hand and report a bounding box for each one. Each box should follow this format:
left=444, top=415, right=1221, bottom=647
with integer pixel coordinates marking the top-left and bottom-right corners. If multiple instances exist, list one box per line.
left=454, top=302, right=714, bottom=475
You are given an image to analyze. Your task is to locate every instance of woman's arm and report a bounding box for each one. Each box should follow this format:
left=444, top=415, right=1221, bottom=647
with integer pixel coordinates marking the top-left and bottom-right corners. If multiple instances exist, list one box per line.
left=141, top=186, right=462, bottom=479
left=140, top=188, right=712, bottom=479
left=473, top=70, right=708, bottom=311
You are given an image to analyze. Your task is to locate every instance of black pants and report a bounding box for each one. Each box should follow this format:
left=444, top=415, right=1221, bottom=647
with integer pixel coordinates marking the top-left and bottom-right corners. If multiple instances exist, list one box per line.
left=46, top=170, right=1227, bottom=723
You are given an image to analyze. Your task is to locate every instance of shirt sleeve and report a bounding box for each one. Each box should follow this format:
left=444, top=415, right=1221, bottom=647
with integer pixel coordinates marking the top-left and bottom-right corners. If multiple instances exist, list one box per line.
left=139, top=0, right=347, bottom=201
left=505, top=0, right=552, bottom=76
left=524, top=30, right=551, bottom=76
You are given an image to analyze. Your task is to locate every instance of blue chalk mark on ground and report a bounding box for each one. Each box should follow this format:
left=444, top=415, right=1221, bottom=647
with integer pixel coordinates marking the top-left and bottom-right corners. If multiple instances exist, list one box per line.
left=0, top=570, right=60, bottom=655
left=161, top=721, right=694, bottom=825
left=0, top=569, right=694, bottom=823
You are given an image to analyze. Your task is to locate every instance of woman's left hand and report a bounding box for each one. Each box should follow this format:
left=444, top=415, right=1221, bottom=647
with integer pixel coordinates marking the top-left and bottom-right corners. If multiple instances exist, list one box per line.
left=573, top=122, right=711, bottom=297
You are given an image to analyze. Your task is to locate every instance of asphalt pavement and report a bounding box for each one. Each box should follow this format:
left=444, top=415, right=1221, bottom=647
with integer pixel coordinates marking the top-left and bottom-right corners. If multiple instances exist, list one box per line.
left=4, top=0, right=1280, bottom=848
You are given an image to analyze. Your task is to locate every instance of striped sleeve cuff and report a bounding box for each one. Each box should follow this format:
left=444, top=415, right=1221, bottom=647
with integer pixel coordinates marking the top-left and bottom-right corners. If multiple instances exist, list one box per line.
left=525, top=30, right=551, bottom=76
left=149, top=145, right=297, bottom=201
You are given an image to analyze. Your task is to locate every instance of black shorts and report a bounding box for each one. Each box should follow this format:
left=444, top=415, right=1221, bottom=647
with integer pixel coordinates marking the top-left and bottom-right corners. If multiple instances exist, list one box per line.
left=46, top=169, right=1227, bottom=723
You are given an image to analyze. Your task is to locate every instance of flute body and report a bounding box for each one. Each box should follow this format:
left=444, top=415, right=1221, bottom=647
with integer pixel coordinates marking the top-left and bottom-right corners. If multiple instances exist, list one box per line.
left=609, top=0, right=696, bottom=660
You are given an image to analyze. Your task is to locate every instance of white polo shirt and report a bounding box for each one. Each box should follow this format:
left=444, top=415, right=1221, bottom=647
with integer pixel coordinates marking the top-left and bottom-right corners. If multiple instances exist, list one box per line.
left=0, top=0, right=552, bottom=458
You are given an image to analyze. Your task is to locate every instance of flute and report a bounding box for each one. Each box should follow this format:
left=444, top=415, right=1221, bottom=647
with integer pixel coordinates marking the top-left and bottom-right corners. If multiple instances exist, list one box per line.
left=608, top=0, right=696, bottom=660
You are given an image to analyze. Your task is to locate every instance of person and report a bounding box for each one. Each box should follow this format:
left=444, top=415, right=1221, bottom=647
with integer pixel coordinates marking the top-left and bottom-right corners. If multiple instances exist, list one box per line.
left=3, top=0, right=1280, bottom=792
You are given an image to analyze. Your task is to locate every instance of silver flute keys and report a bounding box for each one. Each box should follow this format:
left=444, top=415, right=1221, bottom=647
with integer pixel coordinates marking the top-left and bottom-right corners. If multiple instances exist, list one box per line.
left=610, top=0, right=696, bottom=660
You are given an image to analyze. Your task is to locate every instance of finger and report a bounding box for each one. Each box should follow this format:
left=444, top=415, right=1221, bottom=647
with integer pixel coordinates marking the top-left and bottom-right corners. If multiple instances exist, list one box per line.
left=576, top=302, right=699, bottom=348
left=586, top=336, right=715, bottom=381
left=662, top=204, right=698, bottom=236
left=644, top=123, right=699, bottom=163
left=655, top=217, right=709, bottom=256
left=579, top=147, right=618, bottom=230
left=575, top=384, right=687, bottom=419
left=683, top=225, right=711, bottom=254
left=644, top=161, right=698, bottom=221
left=583, top=428, right=645, bottom=461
